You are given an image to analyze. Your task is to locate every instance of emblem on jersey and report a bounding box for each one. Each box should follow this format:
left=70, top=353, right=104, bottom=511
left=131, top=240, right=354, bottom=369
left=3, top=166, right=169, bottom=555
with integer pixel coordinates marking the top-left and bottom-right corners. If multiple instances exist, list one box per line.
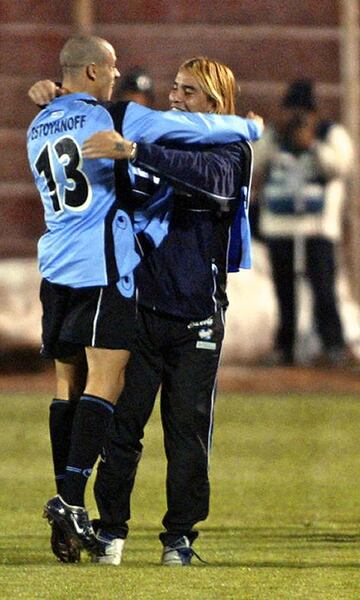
left=117, top=272, right=135, bottom=299
left=198, top=328, right=213, bottom=340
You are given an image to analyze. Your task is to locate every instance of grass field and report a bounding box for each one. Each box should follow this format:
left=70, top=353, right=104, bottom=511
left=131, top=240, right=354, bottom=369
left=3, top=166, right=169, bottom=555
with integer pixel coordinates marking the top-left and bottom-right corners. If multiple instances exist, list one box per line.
left=2, top=392, right=360, bottom=599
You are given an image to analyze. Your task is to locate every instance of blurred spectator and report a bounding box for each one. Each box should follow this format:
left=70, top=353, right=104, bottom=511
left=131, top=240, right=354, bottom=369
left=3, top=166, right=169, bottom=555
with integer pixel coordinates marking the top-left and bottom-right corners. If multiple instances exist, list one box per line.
left=253, top=79, right=356, bottom=367
left=113, top=66, right=155, bottom=107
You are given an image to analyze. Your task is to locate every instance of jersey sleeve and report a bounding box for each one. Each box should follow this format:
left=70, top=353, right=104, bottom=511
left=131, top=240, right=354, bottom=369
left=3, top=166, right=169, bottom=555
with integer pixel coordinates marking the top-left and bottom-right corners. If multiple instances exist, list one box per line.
left=121, top=102, right=262, bottom=145
left=133, top=142, right=244, bottom=208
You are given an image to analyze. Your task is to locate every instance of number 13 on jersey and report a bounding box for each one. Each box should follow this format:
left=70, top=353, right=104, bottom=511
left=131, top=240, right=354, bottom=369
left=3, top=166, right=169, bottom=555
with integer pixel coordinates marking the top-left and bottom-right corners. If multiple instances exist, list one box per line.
left=35, top=135, right=92, bottom=213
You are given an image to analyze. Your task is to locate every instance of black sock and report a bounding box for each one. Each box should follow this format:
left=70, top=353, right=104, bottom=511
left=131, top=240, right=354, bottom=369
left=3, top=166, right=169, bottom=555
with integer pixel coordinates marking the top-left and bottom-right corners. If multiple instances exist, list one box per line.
left=61, top=394, right=114, bottom=507
left=49, top=398, right=78, bottom=495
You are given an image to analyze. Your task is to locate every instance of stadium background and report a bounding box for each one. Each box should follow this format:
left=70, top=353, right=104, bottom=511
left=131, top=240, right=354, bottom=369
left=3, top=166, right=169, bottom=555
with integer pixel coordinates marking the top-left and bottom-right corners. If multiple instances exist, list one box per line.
left=0, top=0, right=359, bottom=393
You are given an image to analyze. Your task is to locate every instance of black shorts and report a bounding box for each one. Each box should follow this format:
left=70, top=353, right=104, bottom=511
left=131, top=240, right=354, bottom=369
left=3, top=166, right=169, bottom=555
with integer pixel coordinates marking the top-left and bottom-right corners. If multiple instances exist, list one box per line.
left=40, top=278, right=136, bottom=359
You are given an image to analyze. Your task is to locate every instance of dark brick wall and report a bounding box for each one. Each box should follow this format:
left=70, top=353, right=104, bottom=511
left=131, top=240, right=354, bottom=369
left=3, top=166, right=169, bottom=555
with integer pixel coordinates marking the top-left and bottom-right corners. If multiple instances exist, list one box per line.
left=94, top=1, right=339, bottom=26
left=0, top=1, right=344, bottom=256
left=0, top=0, right=339, bottom=26
left=0, top=1, right=74, bottom=24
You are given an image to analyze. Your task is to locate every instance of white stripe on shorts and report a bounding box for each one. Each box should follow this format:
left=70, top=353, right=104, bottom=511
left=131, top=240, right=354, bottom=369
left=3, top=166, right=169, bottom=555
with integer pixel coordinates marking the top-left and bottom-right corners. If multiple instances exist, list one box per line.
left=91, top=288, right=104, bottom=347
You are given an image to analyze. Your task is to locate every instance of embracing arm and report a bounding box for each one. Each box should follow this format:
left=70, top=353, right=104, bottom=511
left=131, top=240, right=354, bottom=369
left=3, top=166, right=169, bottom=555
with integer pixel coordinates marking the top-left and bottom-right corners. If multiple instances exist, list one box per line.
left=132, top=142, right=245, bottom=206
left=27, top=80, right=67, bottom=106
left=81, top=130, right=245, bottom=206
left=27, top=80, right=263, bottom=144
left=111, top=101, right=263, bottom=144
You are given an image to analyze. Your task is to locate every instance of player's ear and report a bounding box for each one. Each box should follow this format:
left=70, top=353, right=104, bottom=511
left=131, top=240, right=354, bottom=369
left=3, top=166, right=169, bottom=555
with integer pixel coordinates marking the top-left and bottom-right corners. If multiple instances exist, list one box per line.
left=207, top=98, right=217, bottom=113
left=86, top=63, right=96, bottom=81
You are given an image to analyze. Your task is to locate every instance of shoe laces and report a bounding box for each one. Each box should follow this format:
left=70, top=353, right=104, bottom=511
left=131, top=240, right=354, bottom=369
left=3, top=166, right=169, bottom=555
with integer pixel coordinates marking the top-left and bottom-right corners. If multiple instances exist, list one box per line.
left=182, top=546, right=207, bottom=564
left=164, top=543, right=207, bottom=564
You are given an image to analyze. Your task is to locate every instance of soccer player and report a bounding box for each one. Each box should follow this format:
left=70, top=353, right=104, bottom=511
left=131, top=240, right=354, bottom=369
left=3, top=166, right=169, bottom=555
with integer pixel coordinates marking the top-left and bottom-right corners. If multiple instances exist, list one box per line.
left=27, top=40, right=263, bottom=561
left=81, top=58, right=256, bottom=566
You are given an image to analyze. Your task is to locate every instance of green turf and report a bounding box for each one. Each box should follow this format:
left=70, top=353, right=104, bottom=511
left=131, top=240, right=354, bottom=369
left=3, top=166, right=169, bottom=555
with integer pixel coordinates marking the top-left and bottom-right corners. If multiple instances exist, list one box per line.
left=1, top=392, right=360, bottom=599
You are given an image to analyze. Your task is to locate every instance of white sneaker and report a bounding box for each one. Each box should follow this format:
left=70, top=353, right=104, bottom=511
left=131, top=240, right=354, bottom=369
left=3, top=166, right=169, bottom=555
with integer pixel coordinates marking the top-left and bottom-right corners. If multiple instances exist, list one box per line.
left=161, top=536, right=194, bottom=566
left=92, top=531, right=125, bottom=566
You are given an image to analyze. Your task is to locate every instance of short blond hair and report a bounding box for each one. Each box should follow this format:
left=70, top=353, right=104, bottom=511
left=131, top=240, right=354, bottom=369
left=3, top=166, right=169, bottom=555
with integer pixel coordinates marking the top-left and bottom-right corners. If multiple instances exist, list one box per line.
left=179, top=57, right=236, bottom=115
left=60, top=35, right=114, bottom=74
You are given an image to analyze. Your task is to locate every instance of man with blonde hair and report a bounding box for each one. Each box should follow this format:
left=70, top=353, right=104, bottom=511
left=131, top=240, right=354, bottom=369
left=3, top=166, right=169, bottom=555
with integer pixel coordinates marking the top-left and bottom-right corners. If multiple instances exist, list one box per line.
left=176, top=56, right=237, bottom=114
left=81, top=57, right=257, bottom=566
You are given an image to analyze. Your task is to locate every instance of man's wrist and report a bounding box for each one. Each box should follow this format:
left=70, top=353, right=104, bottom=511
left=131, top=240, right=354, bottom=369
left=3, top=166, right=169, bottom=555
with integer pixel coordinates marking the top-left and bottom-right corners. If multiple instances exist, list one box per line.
left=114, top=139, right=137, bottom=160
left=129, top=141, right=138, bottom=163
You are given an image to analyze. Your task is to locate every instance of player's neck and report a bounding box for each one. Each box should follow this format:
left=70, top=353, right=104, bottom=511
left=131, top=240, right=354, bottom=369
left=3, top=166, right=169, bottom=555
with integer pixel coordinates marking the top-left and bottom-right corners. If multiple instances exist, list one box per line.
left=61, top=76, right=96, bottom=99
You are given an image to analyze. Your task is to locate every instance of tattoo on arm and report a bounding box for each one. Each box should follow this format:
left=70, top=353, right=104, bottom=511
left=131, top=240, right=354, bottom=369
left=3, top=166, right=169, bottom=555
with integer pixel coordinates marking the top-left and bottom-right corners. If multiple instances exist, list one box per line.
left=115, top=142, right=125, bottom=152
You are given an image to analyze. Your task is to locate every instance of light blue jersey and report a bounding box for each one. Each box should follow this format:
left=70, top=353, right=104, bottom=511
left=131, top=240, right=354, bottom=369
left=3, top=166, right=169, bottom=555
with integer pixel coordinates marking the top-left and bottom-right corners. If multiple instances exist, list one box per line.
left=27, top=94, right=261, bottom=290
left=27, top=93, right=128, bottom=287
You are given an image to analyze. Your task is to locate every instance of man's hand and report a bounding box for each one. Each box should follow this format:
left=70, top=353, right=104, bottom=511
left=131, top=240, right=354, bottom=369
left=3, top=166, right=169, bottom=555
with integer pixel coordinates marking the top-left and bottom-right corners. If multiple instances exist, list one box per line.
left=246, top=111, right=264, bottom=135
left=82, top=131, right=134, bottom=160
left=27, top=80, right=63, bottom=106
